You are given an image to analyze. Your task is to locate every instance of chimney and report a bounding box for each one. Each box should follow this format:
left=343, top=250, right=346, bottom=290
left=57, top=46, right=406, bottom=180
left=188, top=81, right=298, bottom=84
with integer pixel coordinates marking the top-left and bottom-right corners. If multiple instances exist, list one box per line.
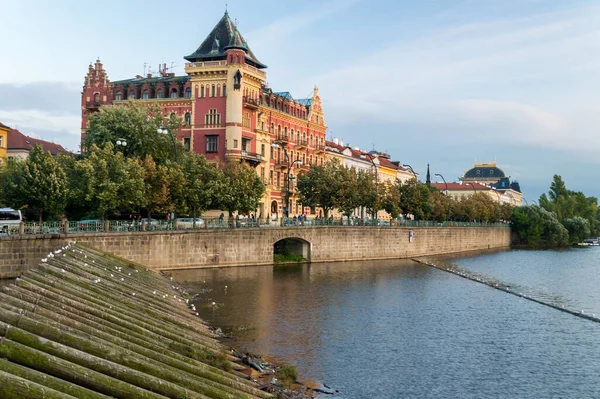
left=147, top=73, right=152, bottom=78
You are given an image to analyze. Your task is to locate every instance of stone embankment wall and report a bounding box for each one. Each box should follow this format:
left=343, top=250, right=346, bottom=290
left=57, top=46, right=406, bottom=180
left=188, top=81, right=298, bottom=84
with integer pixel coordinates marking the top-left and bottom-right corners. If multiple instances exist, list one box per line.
left=0, top=226, right=510, bottom=277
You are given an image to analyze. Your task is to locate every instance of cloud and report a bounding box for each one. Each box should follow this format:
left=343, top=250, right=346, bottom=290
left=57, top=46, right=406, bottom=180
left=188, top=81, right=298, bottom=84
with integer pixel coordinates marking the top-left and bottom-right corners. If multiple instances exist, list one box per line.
left=311, top=1, right=600, bottom=159
left=0, top=82, right=81, bottom=115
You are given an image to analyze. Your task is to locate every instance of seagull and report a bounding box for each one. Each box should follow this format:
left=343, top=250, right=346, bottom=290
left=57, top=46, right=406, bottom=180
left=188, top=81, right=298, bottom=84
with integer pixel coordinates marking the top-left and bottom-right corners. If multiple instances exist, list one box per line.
left=132, top=293, right=136, bottom=296
left=41, top=259, right=47, bottom=263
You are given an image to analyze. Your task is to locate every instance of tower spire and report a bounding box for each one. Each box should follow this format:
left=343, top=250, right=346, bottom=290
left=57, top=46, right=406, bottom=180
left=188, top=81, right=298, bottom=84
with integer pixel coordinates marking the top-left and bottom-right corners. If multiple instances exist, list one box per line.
left=426, top=163, right=431, bottom=185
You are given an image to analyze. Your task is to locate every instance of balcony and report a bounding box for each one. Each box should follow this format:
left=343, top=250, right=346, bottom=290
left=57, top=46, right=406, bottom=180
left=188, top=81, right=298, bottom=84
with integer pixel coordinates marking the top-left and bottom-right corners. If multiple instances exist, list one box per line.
left=85, top=100, right=101, bottom=109
left=295, top=139, right=308, bottom=150
left=240, top=150, right=263, bottom=167
left=273, top=159, right=289, bottom=170
left=315, top=143, right=326, bottom=153
left=243, top=96, right=260, bottom=110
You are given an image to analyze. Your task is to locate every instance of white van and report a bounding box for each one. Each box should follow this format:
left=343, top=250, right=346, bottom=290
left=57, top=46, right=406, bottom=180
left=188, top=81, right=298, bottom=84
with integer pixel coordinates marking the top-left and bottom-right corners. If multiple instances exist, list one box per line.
left=0, top=208, right=23, bottom=234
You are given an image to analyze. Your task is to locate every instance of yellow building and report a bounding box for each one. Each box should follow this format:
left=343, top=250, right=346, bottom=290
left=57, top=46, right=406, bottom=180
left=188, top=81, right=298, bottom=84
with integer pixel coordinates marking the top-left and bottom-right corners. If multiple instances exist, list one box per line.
left=0, top=122, right=9, bottom=165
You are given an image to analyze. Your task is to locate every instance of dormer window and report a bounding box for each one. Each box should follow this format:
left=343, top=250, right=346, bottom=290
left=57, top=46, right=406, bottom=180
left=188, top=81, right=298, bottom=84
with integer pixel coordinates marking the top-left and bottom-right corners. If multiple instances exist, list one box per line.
left=129, top=90, right=135, bottom=99
left=233, top=70, right=242, bottom=90
left=171, top=88, right=178, bottom=98
left=156, top=89, right=163, bottom=99
left=142, top=89, right=149, bottom=100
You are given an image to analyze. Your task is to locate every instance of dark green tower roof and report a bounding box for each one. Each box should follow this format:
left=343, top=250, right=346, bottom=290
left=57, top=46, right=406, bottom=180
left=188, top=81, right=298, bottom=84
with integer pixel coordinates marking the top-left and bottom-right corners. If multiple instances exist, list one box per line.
left=184, top=11, right=267, bottom=69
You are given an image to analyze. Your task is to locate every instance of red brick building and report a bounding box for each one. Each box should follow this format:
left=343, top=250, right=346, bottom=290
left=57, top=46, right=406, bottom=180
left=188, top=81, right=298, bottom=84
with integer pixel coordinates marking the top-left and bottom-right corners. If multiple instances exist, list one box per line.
left=81, top=11, right=327, bottom=218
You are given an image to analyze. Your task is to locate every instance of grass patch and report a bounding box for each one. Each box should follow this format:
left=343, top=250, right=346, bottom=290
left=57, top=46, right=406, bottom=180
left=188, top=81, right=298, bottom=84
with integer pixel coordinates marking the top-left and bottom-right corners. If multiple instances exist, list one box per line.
left=273, top=254, right=305, bottom=263
left=275, top=364, right=297, bottom=387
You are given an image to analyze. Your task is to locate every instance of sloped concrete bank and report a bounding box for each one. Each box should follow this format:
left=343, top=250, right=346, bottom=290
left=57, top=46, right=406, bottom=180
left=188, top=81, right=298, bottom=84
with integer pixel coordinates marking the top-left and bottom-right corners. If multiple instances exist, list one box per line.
left=0, top=243, right=308, bottom=398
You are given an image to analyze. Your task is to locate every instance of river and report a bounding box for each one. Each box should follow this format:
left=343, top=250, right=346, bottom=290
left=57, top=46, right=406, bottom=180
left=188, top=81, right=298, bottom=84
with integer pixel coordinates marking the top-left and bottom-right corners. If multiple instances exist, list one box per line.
left=172, top=247, right=600, bottom=398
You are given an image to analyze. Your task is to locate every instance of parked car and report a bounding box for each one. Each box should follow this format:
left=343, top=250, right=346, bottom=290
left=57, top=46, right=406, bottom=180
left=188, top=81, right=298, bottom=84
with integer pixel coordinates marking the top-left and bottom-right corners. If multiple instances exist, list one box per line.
left=0, top=208, right=22, bottom=234
left=176, top=218, right=205, bottom=228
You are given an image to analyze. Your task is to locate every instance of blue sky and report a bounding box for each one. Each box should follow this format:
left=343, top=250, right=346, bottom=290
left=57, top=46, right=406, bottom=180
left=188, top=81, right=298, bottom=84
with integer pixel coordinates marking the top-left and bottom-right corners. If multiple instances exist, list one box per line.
left=1, top=0, right=600, bottom=201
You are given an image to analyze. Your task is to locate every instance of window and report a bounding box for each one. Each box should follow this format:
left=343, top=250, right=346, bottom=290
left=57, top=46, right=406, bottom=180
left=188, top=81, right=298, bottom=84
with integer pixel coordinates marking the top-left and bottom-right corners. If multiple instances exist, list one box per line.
left=242, top=137, right=251, bottom=152
left=290, top=129, right=294, bottom=140
left=310, top=155, right=313, bottom=164
left=185, top=87, right=192, bottom=98
left=261, top=167, right=265, bottom=182
left=233, top=139, right=238, bottom=148
left=94, top=93, right=100, bottom=103
left=277, top=172, right=281, bottom=187
left=185, top=112, right=191, bottom=126
left=261, top=144, right=265, bottom=156
left=270, top=146, right=274, bottom=159
left=205, top=109, right=220, bottom=126
left=206, top=136, right=218, bottom=153
left=223, top=84, right=226, bottom=96
left=129, top=90, right=135, bottom=99
left=261, top=122, right=265, bottom=131
left=270, top=170, right=273, bottom=185
left=284, top=127, right=288, bottom=139
left=270, top=123, right=274, bottom=134
left=316, top=115, right=319, bottom=123
left=142, top=89, right=149, bottom=100
left=183, top=137, right=190, bottom=151
left=156, top=89, right=163, bottom=99
left=277, top=125, right=281, bottom=139
left=211, top=85, right=215, bottom=97
left=171, top=88, right=178, bottom=98
left=242, top=112, right=250, bottom=128
left=115, top=91, right=122, bottom=101
left=0, top=136, right=3, bottom=147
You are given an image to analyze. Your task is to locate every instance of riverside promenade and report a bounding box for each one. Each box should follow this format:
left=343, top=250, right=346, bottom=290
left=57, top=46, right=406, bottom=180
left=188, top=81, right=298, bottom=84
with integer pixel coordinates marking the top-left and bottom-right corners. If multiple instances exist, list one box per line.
left=0, top=243, right=282, bottom=398
left=0, top=222, right=510, bottom=278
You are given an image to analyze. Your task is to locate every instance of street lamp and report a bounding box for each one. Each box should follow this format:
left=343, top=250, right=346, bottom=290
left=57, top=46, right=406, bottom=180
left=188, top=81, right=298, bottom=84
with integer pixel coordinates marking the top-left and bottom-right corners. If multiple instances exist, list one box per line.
left=157, top=126, right=177, bottom=161
left=467, top=182, right=477, bottom=194
left=434, top=173, right=447, bottom=196
left=531, top=199, right=538, bottom=205
left=115, top=138, right=127, bottom=148
left=402, top=164, right=417, bottom=181
left=366, top=153, right=379, bottom=220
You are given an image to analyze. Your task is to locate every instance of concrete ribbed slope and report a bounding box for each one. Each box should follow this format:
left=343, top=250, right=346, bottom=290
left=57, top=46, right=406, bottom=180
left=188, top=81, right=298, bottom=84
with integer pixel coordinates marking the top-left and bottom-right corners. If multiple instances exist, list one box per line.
left=0, top=243, right=273, bottom=399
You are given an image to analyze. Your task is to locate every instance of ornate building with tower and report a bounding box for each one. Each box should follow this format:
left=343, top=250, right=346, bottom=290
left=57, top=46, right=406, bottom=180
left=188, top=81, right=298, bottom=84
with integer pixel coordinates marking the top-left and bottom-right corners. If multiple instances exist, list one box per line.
left=81, top=11, right=327, bottom=219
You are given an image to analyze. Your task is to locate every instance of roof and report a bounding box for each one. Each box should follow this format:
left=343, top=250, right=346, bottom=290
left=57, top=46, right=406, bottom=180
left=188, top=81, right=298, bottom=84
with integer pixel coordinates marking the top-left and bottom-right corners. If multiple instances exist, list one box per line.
left=184, top=11, right=266, bottom=69
left=274, top=92, right=293, bottom=100
left=113, top=75, right=190, bottom=86
left=325, top=140, right=409, bottom=172
left=462, top=162, right=506, bottom=180
left=0, top=121, right=10, bottom=130
left=8, top=129, right=66, bottom=155
left=296, top=99, right=312, bottom=106
left=430, top=182, right=490, bottom=191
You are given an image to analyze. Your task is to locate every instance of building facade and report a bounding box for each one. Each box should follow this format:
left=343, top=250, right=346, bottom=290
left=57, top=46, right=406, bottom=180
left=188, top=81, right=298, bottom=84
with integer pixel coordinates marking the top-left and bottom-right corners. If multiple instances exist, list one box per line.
left=0, top=122, right=8, bottom=165
left=81, top=11, right=327, bottom=219
left=459, top=161, right=522, bottom=206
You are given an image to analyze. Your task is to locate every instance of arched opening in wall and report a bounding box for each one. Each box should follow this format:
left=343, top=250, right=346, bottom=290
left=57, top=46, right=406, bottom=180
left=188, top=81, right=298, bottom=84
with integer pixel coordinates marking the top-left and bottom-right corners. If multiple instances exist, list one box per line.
left=273, top=237, right=311, bottom=262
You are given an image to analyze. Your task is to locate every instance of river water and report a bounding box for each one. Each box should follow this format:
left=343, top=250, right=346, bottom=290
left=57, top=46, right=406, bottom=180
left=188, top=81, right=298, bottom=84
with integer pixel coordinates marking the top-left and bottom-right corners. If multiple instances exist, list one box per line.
left=172, top=247, right=600, bottom=398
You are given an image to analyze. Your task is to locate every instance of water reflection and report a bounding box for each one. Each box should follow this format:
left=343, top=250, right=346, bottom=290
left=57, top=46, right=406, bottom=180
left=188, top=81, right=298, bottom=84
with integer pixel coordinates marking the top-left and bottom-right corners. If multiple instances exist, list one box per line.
left=171, top=253, right=600, bottom=399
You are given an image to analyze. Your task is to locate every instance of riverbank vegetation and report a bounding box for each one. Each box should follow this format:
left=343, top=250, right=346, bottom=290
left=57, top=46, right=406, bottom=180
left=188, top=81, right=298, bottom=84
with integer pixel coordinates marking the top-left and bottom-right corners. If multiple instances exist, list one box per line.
left=297, top=160, right=513, bottom=223
left=0, top=103, right=264, bottom=222
left=511, top=175, right=599, bottom=247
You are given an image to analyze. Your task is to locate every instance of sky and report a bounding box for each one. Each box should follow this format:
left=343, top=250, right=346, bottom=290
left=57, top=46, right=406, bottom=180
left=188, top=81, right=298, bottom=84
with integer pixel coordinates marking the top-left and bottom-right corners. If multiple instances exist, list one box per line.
left=1, top=0, right=600, bottom=201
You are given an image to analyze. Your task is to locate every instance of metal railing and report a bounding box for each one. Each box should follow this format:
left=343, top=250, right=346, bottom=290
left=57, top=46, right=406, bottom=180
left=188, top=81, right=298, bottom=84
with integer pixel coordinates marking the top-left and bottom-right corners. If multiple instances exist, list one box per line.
left=0, top=217, right=509, bottom=237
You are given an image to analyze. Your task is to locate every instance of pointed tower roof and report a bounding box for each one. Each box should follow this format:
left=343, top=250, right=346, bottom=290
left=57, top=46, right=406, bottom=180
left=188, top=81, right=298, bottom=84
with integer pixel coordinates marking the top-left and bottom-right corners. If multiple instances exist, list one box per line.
left=426, top=163, right=431, bottom=185
left=184, top=11, right=267, bottom=69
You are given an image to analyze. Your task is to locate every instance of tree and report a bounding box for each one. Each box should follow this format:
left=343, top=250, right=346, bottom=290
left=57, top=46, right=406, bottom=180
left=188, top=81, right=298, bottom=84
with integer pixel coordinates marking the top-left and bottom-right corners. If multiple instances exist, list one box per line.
left=428, top=189, right=453, bottom=222
left=170, top=153, right=222, bottom=221
left=140, top=156, right=171, bottom=219
left=77, top=143, right=144, bottom=220
left=381, top=182, right=402, bottom=220
left=2, top=145, right=67, bottom=222
left=297, top=160, right=344, bottom=219
left=511, top=205, right=568, bottom=247
left=83, top=102, right=183, bottom=163
left=356, top=169, right=379, bottom=219
left=336, top=166, right=360, bottom=221
left=563, top=217, right=591, bottom=245
left=215, top=162, right=264, bottom=219
left=398, top=179, right=431, bottom=220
